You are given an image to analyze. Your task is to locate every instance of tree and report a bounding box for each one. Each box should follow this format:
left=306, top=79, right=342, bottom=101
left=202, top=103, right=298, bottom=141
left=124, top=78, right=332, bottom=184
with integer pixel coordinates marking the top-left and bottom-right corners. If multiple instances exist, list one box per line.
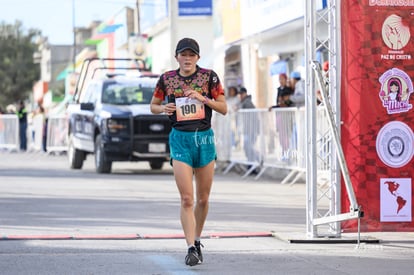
left=0, top=20, right=40, bottom=109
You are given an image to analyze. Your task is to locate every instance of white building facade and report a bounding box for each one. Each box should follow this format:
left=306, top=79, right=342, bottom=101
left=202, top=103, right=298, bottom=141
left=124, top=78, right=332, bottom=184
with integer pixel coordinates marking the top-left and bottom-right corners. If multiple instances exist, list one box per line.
left=138, top=0, right=327, bottom=107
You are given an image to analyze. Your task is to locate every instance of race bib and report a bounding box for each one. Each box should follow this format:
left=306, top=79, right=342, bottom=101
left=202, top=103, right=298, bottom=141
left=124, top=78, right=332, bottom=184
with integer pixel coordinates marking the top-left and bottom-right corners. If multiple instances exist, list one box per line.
left=175, top=97, right=205, bottom=121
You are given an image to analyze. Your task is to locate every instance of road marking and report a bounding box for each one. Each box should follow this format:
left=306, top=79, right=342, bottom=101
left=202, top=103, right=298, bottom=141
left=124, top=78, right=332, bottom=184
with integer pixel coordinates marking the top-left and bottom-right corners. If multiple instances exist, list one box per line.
left=147, top=255, right=198, bottom=275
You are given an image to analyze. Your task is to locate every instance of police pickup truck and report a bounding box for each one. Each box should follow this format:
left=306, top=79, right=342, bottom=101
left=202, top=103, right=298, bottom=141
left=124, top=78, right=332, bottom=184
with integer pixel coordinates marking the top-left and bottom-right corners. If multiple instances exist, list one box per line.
left=66, top=58, right=171, bottom=173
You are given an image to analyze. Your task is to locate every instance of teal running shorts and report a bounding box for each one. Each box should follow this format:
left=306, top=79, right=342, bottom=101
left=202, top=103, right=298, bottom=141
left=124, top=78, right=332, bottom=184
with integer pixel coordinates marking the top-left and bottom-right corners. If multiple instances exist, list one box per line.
left=169, top=128, right=217, bottom=168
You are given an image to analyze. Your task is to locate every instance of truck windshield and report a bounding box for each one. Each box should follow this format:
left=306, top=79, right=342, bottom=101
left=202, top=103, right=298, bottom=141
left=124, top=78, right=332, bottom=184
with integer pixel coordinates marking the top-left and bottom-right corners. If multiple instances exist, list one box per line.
left=102, top=81, right=154, bottom=105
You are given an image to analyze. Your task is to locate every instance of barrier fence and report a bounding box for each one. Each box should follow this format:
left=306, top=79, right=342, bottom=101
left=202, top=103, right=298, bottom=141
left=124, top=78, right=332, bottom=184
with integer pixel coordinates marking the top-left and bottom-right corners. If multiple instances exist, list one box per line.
left=46, top=114, right=68, bottom=153
left=214, top=108, right=307, bottom=182
left=1, top=107, right=331, bottom=184
left=213, top=106, right=331, bottom=184
left=0, top=114, right=19, bottom=151
left=30, top=114, right=45, bottom=151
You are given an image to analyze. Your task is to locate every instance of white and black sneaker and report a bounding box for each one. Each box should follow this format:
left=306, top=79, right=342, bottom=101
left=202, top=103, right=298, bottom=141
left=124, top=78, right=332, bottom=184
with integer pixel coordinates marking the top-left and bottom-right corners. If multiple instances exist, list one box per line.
left=185, top=246, right=200, bottom=266
left=194, top=240, right=204, bottom=263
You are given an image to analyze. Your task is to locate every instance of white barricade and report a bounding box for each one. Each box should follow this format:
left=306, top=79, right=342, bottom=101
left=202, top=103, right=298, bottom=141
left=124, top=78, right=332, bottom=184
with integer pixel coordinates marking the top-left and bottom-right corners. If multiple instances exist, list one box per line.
left=46, top=115, right=68, bottom=153
left=211, top=112, right=232, bottom=162
left=216, top=108, right=307, bottom=182
left=213, top=106, right=333, bottom=184
left=29, top=114, right=45, bottom=151
left=256, top=108, right=306, bottom=183
left=221, top=109, right=263, bottom=177
left=0, top=114, right=19, bottom=151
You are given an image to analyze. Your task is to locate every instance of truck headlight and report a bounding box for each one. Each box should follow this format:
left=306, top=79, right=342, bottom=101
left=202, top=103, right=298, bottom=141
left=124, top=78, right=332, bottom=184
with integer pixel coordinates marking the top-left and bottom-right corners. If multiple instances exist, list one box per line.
left=107, top=119, right=127, bottom=134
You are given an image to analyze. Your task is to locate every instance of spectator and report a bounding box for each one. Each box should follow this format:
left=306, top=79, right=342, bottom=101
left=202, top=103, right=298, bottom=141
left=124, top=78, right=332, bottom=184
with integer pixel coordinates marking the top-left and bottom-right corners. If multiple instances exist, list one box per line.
left=238, top=87, right=255, bottom=109
left=323, top=60, right=329, bottom=73
left=226, top=86, right=240, bottom=148
left=277, top=90, right=294, bottom=107
left=227, top=86, right=240, bottom=112
left=317, top=61, right=329, bottom=105
left=39, top=106, right=48, bottom=152
left=288, top=71, right=305, bottom=153
left=238, top=87, right=260, bottom=167
left=268, top=73, right=293, bottom=110
left=277, top=73, right=294, bottom=100
left=289, top=71, right=305, bottom=107
left=16, top=100, right=28, bottom=151
left=267, top=74, right=294, bottom=161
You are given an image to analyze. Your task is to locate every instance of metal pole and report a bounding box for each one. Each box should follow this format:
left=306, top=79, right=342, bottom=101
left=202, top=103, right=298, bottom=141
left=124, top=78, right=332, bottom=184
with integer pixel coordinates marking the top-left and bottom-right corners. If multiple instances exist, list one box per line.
left=72, top=0, right=76, bottom=71
left=136, top=0, right=141, bottom=35
left=329, top=0, right=341, bottom=237
left=305, top=0, right=318, bottom=238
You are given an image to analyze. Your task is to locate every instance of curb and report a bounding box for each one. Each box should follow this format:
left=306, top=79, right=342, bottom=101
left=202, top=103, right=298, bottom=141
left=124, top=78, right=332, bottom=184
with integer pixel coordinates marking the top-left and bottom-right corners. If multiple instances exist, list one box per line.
left=1, top=231, right=273, bottom=241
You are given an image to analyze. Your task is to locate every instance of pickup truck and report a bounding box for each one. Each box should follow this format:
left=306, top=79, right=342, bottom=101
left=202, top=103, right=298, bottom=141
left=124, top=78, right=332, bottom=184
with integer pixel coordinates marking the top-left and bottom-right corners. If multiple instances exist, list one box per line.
left=66, top=58, right=171, bottom=173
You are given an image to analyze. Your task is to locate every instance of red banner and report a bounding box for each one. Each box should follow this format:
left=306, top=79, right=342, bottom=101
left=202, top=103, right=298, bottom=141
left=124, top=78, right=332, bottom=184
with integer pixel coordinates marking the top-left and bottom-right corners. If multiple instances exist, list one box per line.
left=341, top=1, right=414, bottom=231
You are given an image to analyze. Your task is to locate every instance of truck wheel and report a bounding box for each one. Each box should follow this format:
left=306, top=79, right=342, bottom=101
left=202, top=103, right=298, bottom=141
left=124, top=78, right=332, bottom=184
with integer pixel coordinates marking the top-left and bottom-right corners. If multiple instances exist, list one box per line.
left=68, top=133, right=84, bottom=169
left=149, top=161, right=164, bottom=170
left=95, top=134, right=112, bottom=174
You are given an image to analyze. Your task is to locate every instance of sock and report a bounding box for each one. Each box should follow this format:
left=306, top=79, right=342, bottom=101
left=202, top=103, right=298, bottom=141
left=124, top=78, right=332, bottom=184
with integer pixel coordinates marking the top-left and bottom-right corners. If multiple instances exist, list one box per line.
left=195, top=237, right=201, bottom=243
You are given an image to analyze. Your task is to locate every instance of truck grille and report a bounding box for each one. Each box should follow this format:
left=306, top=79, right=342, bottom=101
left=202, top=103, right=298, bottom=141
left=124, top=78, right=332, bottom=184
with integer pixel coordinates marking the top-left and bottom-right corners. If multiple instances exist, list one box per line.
left=133, top=115, right=171, bottom=135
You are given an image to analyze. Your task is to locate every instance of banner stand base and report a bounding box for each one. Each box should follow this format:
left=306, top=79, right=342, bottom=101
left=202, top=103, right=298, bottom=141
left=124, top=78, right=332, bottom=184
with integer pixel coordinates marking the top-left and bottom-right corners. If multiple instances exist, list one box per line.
left=288, top=238, right=379, bottom=244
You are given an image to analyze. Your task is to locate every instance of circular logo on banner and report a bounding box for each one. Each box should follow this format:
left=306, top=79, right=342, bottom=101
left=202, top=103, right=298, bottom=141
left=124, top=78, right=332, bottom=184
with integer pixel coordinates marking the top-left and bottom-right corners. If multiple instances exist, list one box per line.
left=382, top=14, right=411, bottom=50
left=376, top=121, right=414, bottom=168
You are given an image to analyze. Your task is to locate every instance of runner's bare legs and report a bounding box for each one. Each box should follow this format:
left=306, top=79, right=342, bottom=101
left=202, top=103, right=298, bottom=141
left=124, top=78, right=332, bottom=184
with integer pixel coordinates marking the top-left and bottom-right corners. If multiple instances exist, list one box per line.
left=194, top=161, right=214, bottom=237
left=173, top=160, right=215, bottom=246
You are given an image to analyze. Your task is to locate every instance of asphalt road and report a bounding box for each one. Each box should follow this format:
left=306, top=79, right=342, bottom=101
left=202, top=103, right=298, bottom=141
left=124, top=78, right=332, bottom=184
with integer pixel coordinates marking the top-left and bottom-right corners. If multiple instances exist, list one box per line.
left=0, top=151, right=413, bottom=275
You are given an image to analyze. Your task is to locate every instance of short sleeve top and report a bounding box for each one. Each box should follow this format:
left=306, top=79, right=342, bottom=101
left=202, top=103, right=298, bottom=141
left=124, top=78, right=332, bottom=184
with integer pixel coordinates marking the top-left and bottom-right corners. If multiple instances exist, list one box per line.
left=153, top=66, right=224, bottom=131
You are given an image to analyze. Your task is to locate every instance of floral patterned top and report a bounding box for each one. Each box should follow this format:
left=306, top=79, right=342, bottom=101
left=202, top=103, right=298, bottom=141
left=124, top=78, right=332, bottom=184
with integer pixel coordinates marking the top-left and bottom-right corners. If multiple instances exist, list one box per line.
left=153, top=66, right=224, bottom=131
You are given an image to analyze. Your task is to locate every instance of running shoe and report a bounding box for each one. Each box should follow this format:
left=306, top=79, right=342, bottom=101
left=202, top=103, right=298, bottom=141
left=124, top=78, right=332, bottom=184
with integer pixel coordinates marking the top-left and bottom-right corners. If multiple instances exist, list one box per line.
left=185, top=246, right=200, bottom=266
left=194, top=240, right=204, bottom=263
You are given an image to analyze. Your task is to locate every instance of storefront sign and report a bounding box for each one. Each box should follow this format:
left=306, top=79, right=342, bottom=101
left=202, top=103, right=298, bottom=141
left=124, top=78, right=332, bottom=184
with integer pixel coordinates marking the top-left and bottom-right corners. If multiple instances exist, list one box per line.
left=178, top=0, right=212, bottom=16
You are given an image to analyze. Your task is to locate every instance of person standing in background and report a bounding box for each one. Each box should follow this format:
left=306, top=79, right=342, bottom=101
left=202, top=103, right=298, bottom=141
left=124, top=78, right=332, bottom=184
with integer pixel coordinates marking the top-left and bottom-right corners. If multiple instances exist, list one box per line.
left=150, top=37, right=227, bottom=267
left=317, top=61, right=329, bottom=105
left=238, top=87, right=260, bottom=167
left=226, top=86, right=240, bottom=112
left=288, top=71, right=305, bottom=154
left=16, top=100, right=28, bottom=151
left=268, top=74, right=294, bottom=161
left=226, top=86, right=240, bottom=148
left=268, top=73, right=293, bottom=110
left=238, top=87, right=255, bottom=109
left=39, top=105, right=48, bottom=152
left=289, top=71, right=305, bottom=107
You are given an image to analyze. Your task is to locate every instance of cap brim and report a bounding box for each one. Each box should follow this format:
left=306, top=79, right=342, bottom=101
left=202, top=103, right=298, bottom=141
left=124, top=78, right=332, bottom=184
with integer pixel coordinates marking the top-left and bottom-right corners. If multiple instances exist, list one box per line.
left=177, top=47, right=199, bottom=55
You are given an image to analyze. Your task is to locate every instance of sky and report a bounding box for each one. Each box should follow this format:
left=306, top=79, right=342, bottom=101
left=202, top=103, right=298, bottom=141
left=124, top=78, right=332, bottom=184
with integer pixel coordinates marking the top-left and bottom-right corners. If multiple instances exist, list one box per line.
left=0, top=0, right=137, bottom=45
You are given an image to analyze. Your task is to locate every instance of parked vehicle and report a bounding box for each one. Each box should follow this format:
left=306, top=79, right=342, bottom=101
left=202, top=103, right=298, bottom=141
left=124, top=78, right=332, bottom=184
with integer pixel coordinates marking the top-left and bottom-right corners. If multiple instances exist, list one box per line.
left=66, top=58, right=171, bottom=173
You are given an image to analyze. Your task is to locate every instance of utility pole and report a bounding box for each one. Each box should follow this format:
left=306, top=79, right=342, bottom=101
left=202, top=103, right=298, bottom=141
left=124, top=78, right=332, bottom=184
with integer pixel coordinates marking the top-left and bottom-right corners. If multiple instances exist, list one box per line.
left=72, top=0, right=76, bottom=71
left=136, top=0, right=141, bottom=35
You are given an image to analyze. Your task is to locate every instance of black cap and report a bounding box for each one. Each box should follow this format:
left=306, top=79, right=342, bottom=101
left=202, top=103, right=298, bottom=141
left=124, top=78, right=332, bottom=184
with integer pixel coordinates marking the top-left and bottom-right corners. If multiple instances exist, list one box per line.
left=175, top=38, right=200, bottom=55
left=239, top=87, right=247, bottom=94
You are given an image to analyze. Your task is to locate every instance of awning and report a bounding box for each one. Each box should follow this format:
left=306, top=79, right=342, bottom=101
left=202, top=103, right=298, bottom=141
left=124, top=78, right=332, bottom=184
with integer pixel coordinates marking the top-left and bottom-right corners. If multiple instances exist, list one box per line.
left=270, top=60, right=287, bottom=76
left=85, top=22, right=123, bottom=45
